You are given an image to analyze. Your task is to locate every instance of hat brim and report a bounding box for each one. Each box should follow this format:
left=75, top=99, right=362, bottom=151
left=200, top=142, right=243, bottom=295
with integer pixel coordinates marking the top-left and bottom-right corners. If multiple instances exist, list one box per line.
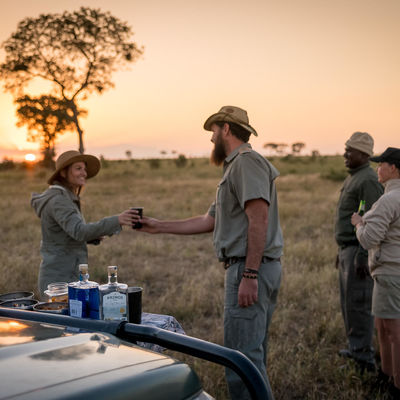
left=203, top=112, right=258, bottom=136
left=47, top=154, right=101, bottom=185
left=369, top=155, right=383, bottom=163
left=370, top=147, right=400, bottom=163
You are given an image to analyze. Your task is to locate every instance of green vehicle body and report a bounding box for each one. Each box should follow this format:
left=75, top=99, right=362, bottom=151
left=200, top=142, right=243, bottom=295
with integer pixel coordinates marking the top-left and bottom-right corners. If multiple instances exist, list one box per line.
left=0, top=308, right=269, bottom=400
left=0, top=316, right=210, bottom=400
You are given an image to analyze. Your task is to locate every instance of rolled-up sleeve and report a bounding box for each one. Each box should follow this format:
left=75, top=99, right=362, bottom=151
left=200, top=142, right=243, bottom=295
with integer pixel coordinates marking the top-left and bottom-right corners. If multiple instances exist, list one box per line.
left=230, top=156, right=271, bottom=209
left=207, top=201, right=216, bottom=218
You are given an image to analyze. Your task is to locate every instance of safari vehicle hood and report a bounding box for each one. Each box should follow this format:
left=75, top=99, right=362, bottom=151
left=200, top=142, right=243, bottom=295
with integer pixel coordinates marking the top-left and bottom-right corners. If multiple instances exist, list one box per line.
left=0, top=316, right=203, bottom=400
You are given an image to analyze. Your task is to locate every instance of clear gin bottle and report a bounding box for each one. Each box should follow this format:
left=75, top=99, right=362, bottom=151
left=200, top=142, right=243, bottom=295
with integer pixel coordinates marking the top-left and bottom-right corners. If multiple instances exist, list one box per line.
left=99, top=265, right=128, bottom=321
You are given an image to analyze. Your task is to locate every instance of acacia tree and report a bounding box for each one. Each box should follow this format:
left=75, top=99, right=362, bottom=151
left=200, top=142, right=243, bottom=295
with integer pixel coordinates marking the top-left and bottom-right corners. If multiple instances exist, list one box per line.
left=0, top=7, right=143, bottom=153
left=15, top=95, right=87, bottom=167
left=291, top=142, right=306, bottom=155
left=263, top=142, right=288, bottom=156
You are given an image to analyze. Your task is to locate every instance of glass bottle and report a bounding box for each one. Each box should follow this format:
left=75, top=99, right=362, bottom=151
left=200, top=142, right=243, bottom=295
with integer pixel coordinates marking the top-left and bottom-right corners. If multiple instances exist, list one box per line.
left=354, top=200, right=366, bottom=232
left=99, top=266, right=128, bottom=321
left=358, top=200, right=366, bottom=216
left=68, top=264, right=100, bottom=319
left=44, top=282, right=68, bottom=303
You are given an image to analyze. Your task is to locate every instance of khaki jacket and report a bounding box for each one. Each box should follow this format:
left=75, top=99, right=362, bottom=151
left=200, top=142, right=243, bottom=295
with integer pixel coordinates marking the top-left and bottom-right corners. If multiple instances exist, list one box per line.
left=356, top=179, right=400, bottom=275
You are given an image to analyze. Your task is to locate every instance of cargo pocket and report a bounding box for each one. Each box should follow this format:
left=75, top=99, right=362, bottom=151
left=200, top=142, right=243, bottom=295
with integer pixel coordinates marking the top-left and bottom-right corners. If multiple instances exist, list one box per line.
left=224, top=306, right=262, bottom=351
left=228, top=306, right=258, bottom=320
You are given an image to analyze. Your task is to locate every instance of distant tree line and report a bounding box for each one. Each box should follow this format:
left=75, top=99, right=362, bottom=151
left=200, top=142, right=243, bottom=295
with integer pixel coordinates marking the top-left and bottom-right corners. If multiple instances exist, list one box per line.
left=264, top=142, right=306, bottom=156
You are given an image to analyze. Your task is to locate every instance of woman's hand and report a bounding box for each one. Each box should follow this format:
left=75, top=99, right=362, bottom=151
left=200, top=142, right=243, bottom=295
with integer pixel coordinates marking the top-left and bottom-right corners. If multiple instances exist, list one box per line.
left=118, top=209, right=141, bottom=227
left=351, top=212, right=363, bottom=227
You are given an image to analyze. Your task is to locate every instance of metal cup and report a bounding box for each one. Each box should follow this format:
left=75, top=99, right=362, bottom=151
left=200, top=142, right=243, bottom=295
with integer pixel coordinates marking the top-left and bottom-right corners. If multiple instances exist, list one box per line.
left=131, top=207, right=143, bottom=229
left=127, top=287, right=142, bottom=324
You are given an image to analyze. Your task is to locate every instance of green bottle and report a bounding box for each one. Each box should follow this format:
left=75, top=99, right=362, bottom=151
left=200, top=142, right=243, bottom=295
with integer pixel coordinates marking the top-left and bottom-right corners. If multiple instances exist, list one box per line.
left=358, top=200, right=366, bottom=216
left=354, top=200, right=366, bottom=232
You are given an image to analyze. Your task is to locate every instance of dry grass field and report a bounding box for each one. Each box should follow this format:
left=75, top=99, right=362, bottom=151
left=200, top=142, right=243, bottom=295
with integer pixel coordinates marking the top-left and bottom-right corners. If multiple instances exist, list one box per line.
left=0, top=155, right=383, bottom=399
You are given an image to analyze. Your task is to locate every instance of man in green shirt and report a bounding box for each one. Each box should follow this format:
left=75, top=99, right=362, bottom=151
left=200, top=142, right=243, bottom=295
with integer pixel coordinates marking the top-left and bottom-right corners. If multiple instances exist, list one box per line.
left=139, top=106, right=283, bottom=400
left=335, top=131, right=383, bottom=372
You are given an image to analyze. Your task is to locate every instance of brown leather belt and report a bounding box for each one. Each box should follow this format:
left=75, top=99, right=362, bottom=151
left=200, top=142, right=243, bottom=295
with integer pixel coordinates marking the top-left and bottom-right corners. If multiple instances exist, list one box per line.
left=222, top=256, right=281, bottom=270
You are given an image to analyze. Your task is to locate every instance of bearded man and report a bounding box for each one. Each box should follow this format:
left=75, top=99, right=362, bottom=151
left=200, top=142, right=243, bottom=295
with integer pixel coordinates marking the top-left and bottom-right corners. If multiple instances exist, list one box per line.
left=139, top=106, right=283, bottom=400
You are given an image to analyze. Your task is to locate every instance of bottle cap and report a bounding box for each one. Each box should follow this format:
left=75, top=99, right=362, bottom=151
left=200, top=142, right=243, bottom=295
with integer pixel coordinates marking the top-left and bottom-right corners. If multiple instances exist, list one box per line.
left=108, top=266, right=118, bottom=273
left=79, top=264, right=89, bottom=274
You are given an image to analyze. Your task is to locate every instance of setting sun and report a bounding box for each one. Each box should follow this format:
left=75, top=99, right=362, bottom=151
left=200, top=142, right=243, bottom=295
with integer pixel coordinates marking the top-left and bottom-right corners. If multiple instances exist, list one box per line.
left=24, top=153, right=36, bottom=162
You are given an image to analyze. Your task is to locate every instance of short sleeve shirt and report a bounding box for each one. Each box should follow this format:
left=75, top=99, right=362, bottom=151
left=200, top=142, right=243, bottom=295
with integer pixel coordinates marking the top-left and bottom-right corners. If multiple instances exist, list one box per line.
left=208, top=143, right=283, bottom=260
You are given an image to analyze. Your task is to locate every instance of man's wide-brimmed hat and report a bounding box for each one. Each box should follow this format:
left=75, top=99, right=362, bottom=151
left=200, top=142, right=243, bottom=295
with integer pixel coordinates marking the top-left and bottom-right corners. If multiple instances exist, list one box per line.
left=203, top=106, right=258, bottom=136
left=370, top=147, right=400, bottom=163
left=47, top=150, right=101, bottom=185
left=345, top=131, right=374, bottom=156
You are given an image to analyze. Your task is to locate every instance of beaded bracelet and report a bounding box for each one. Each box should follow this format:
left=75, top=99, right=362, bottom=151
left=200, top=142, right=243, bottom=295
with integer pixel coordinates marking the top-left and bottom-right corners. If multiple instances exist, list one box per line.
left=242, top=273, right=258, bottom=279
left=244, top=268, right=259, bottom=275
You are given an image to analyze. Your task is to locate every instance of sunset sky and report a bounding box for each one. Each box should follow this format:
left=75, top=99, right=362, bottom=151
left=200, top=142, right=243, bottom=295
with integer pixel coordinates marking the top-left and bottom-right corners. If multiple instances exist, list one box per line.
left=0, top=0, right=399, bottom=160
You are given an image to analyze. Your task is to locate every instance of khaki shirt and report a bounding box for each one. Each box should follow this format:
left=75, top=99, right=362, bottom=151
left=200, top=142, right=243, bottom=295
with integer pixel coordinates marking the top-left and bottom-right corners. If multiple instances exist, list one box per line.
left=208, top=143, right=283, bottom=260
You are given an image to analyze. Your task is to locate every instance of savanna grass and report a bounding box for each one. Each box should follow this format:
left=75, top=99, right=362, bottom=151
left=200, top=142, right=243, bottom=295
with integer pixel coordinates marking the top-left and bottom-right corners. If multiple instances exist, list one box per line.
left=0, top=156, right=382, bottom=399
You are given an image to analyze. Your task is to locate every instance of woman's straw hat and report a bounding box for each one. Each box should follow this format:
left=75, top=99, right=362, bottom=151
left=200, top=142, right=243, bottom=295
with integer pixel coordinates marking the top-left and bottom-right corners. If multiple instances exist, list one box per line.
left=47, top=150, right=101, bottom=184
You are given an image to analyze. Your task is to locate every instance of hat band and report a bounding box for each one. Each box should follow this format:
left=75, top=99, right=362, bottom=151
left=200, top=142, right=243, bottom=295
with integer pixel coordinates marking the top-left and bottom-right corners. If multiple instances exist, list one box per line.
left=218, top=112, right=248, bottom=126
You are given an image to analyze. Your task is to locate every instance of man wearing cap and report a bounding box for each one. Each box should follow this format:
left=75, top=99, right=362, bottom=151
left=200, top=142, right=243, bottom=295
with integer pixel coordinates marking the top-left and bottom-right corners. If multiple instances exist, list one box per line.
left=335, top=132, right=384, bottom=372
left=140, top=106, right=283, bottom=400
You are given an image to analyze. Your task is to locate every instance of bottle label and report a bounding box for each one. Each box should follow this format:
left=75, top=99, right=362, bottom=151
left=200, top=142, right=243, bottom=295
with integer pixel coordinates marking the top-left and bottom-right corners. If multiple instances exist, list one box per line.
left=69, top=299, right=83, bottom=318
left=102, top=292, right=127, bottom=320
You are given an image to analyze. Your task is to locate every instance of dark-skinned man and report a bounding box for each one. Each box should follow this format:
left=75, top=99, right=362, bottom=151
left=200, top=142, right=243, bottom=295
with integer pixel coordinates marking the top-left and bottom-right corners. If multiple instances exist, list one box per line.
left=139, top=106, right=283, bottom=400
left=335, top=132, right=383, bottom=372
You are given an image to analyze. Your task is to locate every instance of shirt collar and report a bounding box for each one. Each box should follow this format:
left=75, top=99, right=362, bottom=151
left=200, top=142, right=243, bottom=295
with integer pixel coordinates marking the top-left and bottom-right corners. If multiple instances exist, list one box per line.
left=224, top=143, right=252, bottom=165
left=348, top=162, right=370, bottom=175
left=384, top=178, right=400, bottom=193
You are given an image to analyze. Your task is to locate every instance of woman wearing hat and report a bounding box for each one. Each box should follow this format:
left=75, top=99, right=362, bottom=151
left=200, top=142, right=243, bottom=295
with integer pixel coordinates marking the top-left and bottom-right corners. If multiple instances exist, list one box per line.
left=351, top=147, right=400, bottom=397
left=31, top=151, right=138, bottom=297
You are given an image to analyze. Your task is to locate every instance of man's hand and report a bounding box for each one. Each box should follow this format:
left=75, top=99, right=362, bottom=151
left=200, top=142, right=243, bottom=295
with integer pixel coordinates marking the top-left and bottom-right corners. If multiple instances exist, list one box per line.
left=136, top=216, right=161, bottom=234
left=238, top=277, right=258, bottom=307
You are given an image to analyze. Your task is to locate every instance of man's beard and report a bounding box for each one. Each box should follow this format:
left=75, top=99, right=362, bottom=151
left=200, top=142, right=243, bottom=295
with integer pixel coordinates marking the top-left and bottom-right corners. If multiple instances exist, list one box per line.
left=210, top=133, right=227, bottom=166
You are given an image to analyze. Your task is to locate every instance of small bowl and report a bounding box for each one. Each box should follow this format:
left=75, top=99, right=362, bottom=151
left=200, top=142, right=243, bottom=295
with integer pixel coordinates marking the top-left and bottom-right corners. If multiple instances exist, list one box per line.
left=33, top=302, right=69, bottom=315
left=0, top=299, right=38, bottom=310
left=0, top=291, right=35, bottom=302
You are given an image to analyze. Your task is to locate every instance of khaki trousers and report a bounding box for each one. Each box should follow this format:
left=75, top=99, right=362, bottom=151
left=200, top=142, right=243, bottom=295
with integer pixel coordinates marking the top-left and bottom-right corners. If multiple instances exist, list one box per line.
left=224, top=259, right=281, bottom=400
